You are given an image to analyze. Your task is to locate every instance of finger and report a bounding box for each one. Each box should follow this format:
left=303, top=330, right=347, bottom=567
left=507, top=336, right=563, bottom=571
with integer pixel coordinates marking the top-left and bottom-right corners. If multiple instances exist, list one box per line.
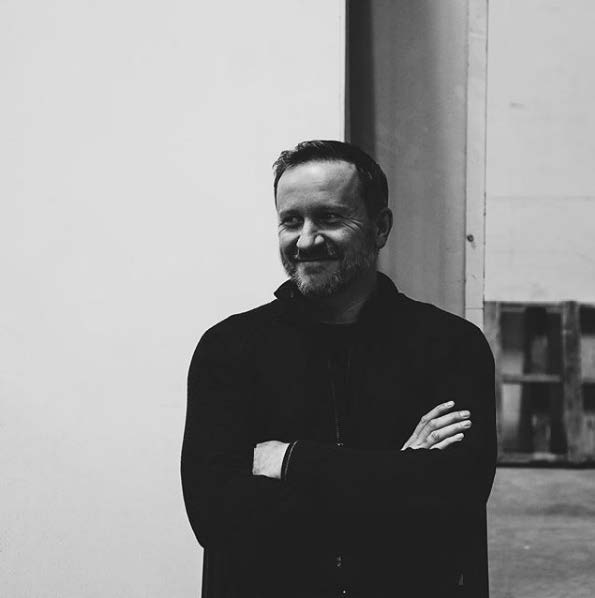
left=432, top=410, right=471, bottom=427
left=416, top=410, right=471, bottom=443
left=401, top=433, right=415, bottom=450
left=410, top=401, right=456, bottom=439
left=430, top=433, right=464, bottom=450
left=423, top=420, right=472, bottom=448
left=252, top=446, right=259, bottom=475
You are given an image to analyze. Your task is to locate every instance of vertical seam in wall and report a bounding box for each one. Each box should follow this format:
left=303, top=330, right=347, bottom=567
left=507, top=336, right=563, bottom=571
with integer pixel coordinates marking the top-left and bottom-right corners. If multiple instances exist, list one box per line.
left=464, top=1, right=471, bottom=315
left=464, top=0, right=489, bottom=329
left=343, top=0, right=350, bottom=141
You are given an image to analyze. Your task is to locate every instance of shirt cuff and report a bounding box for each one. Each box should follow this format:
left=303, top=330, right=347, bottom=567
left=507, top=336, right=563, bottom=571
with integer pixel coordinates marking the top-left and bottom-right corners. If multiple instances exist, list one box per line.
left=281, top=440, right=299, bottom=480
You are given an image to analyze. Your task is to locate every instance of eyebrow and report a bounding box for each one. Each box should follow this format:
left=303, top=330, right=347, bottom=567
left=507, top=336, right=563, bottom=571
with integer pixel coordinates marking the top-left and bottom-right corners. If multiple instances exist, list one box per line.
left=278, top=204, right=350, bottom=216
left=277, top=208, right=299, bottom=218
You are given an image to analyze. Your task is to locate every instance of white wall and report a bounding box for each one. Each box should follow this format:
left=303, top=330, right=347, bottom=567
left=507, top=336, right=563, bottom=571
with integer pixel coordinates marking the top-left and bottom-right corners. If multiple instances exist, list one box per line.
left=485, top=0, right=595, bottom=302
left=0, top=2, right=345, bottom=596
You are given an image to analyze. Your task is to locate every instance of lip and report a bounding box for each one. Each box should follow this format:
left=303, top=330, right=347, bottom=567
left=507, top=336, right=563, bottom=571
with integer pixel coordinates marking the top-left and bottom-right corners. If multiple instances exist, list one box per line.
left=296, top=258, right=336, bottom=262
left=295, top=259, right=338, bottom=267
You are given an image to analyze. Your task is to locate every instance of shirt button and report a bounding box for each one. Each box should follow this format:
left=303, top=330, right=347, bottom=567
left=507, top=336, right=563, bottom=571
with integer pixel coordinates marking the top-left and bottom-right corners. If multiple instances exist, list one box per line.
left=335, top=555, right=342, bottom=568
left=340, top=590, right=348, bottom=597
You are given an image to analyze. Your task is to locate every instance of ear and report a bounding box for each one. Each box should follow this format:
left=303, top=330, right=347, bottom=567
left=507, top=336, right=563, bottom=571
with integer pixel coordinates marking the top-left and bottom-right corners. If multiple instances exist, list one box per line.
left=373, top=208, right=393, bottom=249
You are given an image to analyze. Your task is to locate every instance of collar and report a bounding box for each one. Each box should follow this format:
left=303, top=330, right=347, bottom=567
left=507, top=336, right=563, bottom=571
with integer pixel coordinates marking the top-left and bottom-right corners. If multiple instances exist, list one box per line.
left=273, top=272, right=403, bottom=327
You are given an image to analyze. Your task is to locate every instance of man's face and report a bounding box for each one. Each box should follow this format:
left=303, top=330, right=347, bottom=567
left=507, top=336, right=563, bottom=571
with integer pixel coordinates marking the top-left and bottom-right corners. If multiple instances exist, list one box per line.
left=276, top=160, right=378, bottom=297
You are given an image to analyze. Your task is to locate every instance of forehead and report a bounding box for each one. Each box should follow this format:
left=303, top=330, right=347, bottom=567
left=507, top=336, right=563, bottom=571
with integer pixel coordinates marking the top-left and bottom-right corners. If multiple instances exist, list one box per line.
left=276, top=160, right=364, bottom=212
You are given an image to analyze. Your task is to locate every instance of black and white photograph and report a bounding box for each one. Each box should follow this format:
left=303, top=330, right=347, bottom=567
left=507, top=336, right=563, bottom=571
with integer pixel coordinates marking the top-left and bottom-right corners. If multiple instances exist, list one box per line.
left=2, top=1, right=595, bottom=597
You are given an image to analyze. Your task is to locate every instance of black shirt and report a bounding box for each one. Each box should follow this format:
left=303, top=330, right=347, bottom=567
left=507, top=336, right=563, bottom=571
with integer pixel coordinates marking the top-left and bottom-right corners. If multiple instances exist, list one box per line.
left=182, top=274, right=496, bottom=598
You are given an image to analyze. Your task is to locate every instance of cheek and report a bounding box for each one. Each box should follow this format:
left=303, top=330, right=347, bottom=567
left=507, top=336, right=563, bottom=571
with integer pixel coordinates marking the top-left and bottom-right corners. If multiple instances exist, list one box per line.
left=278, top=233, right=296, bottom=253
left=330, top=230, right=362, bottom=250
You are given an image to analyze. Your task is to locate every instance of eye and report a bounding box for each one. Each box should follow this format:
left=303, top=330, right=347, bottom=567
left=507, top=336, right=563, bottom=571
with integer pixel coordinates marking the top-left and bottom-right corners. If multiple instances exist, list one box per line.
left=279, top=215, right=302, bottom=228
left=321, top=212, right=342, bottom=223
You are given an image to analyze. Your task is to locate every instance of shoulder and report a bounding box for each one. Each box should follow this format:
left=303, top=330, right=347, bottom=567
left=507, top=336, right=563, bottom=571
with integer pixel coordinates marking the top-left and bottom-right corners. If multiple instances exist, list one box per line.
left=396, top=293, right=493, bottom=360
left=206, top=299, right=281, bottom=337
left=376, top=273, right=484, bottom=345
left=191, top=299, right=283, bottom=360
left=399, top=294, right=479, bottom=334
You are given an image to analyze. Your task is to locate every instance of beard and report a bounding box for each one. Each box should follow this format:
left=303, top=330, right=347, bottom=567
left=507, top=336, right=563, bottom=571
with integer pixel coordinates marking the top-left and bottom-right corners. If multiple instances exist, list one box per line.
left=280, top=233, right=378, bottom=298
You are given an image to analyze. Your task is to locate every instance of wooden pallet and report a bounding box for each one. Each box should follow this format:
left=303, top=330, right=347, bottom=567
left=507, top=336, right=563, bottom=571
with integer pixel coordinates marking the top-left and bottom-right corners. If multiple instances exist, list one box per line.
left=484, top=301, right=595, bottom=465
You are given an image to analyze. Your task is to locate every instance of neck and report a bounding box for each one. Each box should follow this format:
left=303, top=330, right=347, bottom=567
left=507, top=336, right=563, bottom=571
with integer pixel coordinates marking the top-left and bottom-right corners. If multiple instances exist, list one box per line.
left=309, top=270, right=378, bottom=324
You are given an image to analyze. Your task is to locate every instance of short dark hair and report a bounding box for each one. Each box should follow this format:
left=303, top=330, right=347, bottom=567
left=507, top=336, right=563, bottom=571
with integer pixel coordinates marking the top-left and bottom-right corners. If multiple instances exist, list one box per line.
left=272, top=140, right=388, bottom=217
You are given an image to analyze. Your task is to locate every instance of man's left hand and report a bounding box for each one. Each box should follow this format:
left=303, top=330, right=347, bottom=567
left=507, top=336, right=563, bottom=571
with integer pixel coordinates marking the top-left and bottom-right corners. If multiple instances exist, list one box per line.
left=253, top=440, right=290, bottom=479
left=401, top=401, right=471, bottom=450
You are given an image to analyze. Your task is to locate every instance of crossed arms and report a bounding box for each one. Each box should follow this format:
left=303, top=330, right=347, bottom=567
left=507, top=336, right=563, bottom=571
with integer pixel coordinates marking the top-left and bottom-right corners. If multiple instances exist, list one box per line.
left=253, top=401, right=474, bottom=479
left=181, top=323, right=497, bottom=552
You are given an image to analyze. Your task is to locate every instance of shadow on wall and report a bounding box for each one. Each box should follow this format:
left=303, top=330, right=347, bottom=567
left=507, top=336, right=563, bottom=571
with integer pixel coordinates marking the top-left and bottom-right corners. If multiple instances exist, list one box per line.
left=347, top=0, right=468, bottom=315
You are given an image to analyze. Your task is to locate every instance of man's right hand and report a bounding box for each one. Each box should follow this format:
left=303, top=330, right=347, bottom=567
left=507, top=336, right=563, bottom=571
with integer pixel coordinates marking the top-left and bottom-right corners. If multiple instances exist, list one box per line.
left=401, top=401, right=471, bottom=450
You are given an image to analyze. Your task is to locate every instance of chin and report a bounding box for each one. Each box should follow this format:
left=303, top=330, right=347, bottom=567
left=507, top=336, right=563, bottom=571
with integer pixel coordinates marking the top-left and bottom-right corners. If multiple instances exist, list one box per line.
left=294, top=272, right=346, bottom=298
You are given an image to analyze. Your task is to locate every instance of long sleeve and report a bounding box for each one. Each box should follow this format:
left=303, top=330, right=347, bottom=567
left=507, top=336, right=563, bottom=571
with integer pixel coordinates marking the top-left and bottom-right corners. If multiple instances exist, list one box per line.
left=283, top=324, right=497, bottom=519
left=181, top=325, right=333, bottom=552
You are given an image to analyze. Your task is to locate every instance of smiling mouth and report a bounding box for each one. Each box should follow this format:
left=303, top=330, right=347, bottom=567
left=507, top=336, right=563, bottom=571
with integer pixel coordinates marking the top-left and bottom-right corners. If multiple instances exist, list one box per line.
left=295, top=258, right=339, bottom=266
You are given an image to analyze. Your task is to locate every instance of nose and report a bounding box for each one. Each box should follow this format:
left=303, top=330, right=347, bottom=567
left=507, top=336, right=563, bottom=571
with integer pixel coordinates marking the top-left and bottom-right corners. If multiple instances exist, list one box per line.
left=296, top=220, right=324, bottom=251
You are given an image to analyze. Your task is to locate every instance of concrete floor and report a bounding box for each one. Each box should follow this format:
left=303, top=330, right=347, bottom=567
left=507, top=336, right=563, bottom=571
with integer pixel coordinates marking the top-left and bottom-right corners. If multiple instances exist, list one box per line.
left=488, top=468, right=595, bottom=598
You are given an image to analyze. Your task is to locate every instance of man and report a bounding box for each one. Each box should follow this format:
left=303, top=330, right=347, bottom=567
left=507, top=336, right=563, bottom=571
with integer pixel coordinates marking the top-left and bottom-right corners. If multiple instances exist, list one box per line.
left=182, top=140, right=497, bottom=598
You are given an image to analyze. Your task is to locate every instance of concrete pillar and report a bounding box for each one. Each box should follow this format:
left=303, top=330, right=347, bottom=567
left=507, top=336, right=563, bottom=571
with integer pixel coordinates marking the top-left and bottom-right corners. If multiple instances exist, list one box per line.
left=348, top=0, right=487, bottom=322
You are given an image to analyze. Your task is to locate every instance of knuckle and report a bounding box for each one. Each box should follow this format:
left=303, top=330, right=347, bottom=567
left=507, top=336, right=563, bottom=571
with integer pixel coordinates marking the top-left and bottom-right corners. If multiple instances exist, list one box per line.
left=428, top=419, right=437, bottom=430
left=429, top=430, right=441, bottom=443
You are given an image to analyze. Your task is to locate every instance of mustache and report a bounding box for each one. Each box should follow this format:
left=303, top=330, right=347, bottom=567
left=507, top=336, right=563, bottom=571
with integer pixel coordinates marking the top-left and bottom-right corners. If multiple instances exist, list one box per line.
left=291, top=246, right=339, bottom=262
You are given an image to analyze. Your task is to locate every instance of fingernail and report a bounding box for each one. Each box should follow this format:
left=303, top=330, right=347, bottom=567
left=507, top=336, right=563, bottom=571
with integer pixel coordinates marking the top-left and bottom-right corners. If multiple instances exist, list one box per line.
left=461, top=410, right=471, bottom=418
left=463, top=420, right=472, bottom=428
left=456, top=433, right=464, bottom=441
left=445, top=401, right=455, bottom=407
